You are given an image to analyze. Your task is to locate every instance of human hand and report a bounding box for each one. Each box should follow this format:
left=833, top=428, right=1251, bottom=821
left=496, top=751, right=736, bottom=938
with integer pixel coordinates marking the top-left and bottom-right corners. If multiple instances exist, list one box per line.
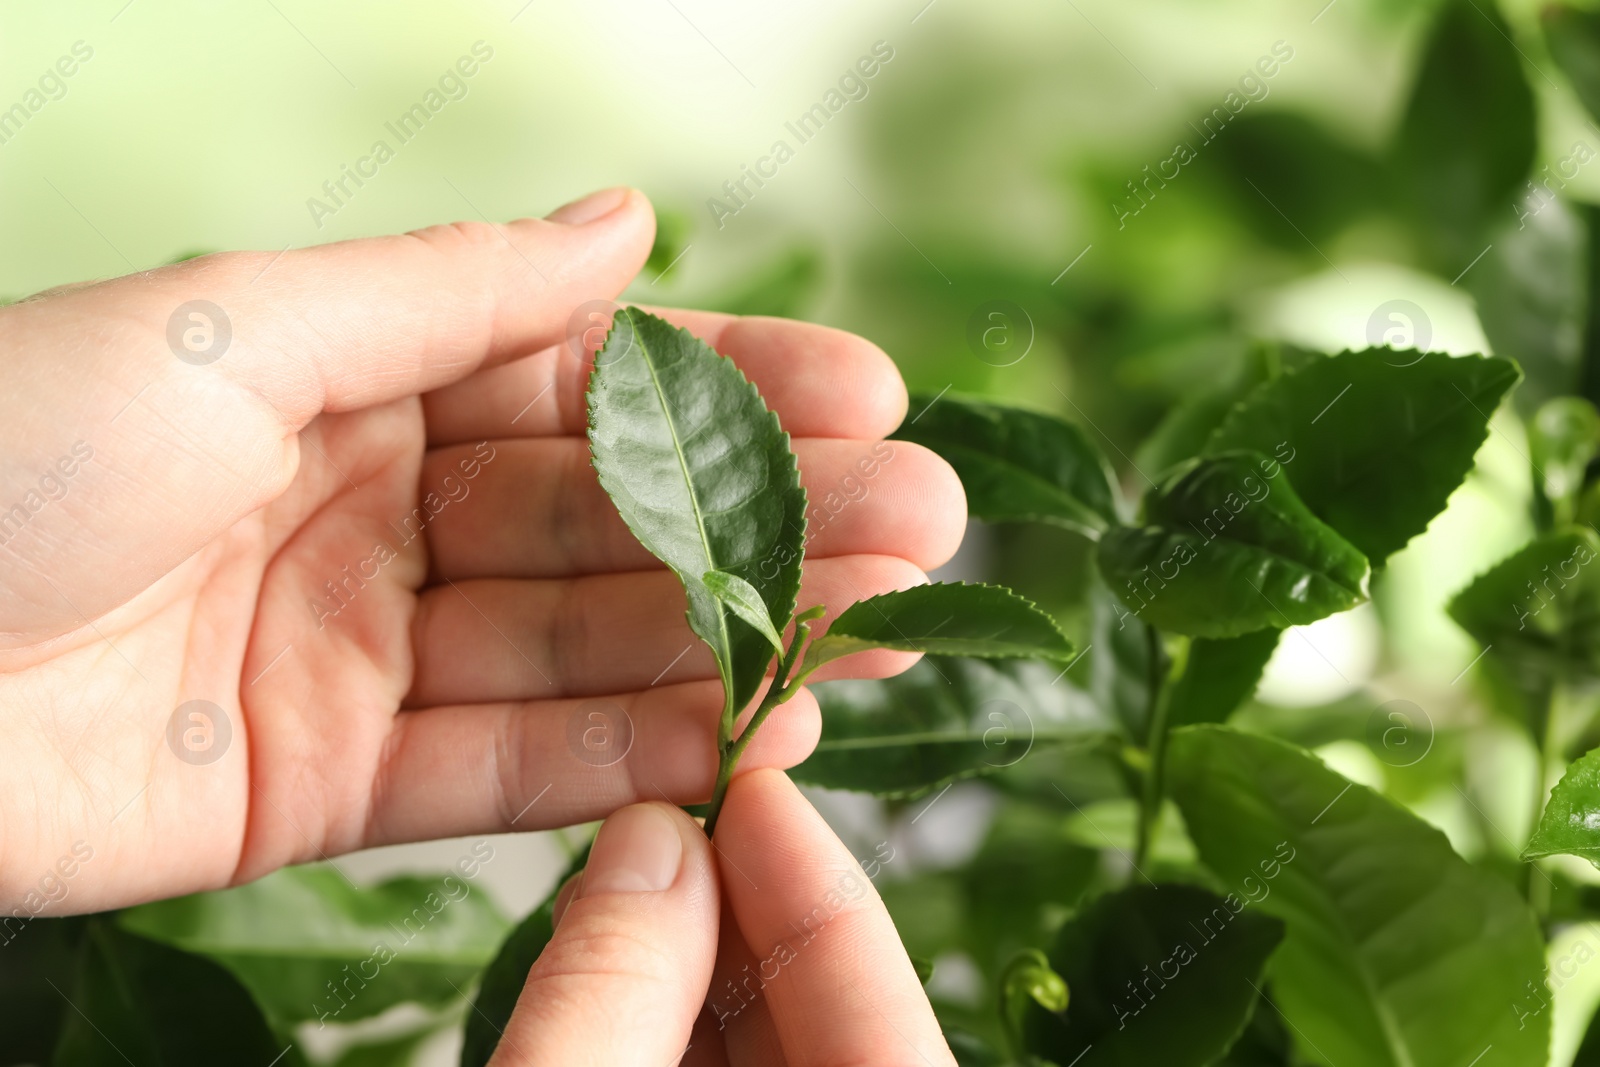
left=0, top=187, right=965, bottom=913
left=489, top=768, right=957, bottom=1066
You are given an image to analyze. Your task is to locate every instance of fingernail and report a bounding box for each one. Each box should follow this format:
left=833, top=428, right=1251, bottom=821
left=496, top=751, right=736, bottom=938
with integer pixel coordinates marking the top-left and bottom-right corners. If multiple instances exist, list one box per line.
left=579, top=804, right=683, bottom=896
left=545, top=187, right=631, bottom=225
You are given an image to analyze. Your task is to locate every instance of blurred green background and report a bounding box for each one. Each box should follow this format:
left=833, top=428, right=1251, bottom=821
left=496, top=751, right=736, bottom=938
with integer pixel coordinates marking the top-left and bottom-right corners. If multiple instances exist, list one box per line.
left=7, top=0, right=1600, bottom=1061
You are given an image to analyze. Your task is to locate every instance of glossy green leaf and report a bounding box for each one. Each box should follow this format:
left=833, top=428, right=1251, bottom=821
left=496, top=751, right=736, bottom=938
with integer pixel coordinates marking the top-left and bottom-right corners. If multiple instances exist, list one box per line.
left=704, top=569, right=785, bottom=654
left=461, top=846, right=590, bottom=1067
left=120, top=863, right=508, bottom=1029
left=1167, top=725, right=1549, bottom=1067
left=896, top=392, right=1119, bottom=537
left=589, top=306, right=807, bottom=714
left=793, top=655, right=1114, bottom=797
left=1166, top=630, right=1281, bottom=729
left=1447, top=527, right=1600, bottom=678
left=1546, top=4, right=1600, bottom=125
left=1393, top=0, right=1537, bottom=269
left=1205, top=349, right=1521, bottom=562
left=1023, top=883, right=1283, bottom=1067
left=52, top=919, right=295, bottom=1067
left=801, top=581, right=1074, bottom=673
left=1526, top=746, right=1600, bottom=867
left=1097, top=452, right=1368, bottom=638
left=1471, top=195, right=1587, bottom=415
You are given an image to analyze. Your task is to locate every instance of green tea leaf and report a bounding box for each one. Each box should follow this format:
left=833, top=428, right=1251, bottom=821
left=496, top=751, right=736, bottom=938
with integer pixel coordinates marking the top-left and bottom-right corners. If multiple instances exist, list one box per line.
left=461, top=847, right=590, bottom=1067
left=1525, top=746, right=1600, bottom=866
left=1167, top=725, right=1549, bottom=1067
left=1166, top=630, right=1281, bottom=729
left=1447, top=527, right=1600, bottom=678
left=1097, top=452, right=1369, bottom=638
left=801, top=582, right=1074, bottom=673
left=1022, top=883, right=1284, bottom=1067
left=1205, top=349, right=1521, bottom=562
left=896, top=392, right=1119, bottom=537
left=1546, top=4, right=1600, bottom=125
left=1471, top=196, right=1587, bottom=415
left=704, top=569, right=785, bottom=654
left=120, top=864, right=508, bottom=1029
left=52, top=920, right=295, bottom=1067
left=589, top=306, right=807, bottom=713
left=793, top=655, right=1114, bottom=797
left=1393, top=0, right=1537, bottom=269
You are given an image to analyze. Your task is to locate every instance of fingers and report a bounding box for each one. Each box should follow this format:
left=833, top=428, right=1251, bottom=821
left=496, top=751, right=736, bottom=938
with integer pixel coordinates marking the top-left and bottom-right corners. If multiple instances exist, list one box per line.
left=421, top=437, right=963, bottom=580
left=360, top=681, right=820, bottom=848
left=405, top=556, right=926, bottom=707
left=715, top=770, right=957, bottom=1067
left=0, top=189, right=655, bottom=642
left=489, top=803, right=717, bottom=1067
left=422, top=308, right=908, bottom=445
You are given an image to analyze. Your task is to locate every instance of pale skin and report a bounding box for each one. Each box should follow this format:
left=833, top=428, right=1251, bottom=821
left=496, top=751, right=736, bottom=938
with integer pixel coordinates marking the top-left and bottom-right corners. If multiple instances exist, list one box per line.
left=0, top=187, right=965, bottom=1062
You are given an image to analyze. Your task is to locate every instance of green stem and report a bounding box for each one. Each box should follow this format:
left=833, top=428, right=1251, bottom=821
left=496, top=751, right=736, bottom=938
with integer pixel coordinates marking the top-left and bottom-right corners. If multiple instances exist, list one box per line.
left=702, top=612, right=818, bottom=838
left=1135, top=628, right=1173, bottom=868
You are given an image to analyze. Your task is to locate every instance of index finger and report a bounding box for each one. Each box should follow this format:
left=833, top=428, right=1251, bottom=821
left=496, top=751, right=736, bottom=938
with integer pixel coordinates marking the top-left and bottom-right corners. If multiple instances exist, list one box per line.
left=713, top=769, right=957, bottom=1067
left=421, top=308, right=909, bottom=446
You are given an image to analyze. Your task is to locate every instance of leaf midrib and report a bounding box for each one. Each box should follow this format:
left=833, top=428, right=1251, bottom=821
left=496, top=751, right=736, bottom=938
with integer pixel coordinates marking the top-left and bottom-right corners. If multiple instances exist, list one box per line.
left=627, top=310, right=733, bottom=668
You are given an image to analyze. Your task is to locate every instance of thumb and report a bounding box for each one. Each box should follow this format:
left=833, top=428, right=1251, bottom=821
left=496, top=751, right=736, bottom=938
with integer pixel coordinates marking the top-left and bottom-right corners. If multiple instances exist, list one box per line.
left=490, top=802, right=719, bottom=1067
left=0, top=188, right=653, bottom=641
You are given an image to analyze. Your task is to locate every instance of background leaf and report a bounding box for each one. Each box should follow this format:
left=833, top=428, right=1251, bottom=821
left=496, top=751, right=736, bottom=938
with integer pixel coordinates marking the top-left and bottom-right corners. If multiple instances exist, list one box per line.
left=0, top=917, right=85, bottom=1065
left=1166, top=630, right=1281, bottom=729
left=896, top=392, right=1119, bottom=536
left=1469, top=195, right=1587, bottom=415
left=52, top=919, right=295, bottom=1067
left=1023, top=883, right=1284, bottom=1067
left=802, top=581, right=1074, bottom=671
left=1547, top=4, right=1600, bottom=125
left=1086, top=574, right=1166, bottom=740
left=1097, top=452, right=1368, bottom=638
left=1392, top=0, right=1537, bottom=270
left=461, top=847, right=590, bottom=1067
left=1167, top=725, right=1549, bottom=1067
left=120, top=865, right=508, bottom=1029
left=589, top=306, right=808, bottom=713
left=793, top=655, right=1114, bottom=797
left=1205, top=349, right=1521, bottom=562
left=1447, top=527, right=1600, bottom=680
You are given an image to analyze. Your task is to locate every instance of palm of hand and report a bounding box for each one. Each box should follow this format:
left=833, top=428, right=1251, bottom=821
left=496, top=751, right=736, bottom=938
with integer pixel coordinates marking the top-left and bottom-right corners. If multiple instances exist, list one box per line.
left=0, top=203, right=963, bottom=914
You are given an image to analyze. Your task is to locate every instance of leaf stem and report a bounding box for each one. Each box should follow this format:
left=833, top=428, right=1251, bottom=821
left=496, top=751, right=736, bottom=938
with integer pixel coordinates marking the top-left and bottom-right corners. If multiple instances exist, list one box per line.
left=703, top=610, right=822, bottom=837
